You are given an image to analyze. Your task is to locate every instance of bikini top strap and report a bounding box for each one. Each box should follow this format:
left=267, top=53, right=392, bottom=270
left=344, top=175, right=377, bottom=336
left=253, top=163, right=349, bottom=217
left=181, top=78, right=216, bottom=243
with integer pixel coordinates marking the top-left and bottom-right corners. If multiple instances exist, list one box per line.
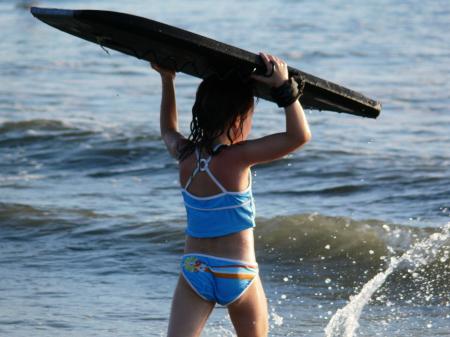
left=184, top=145, right=228, bottom=193
left=212, top=143, right=224, bottom=152
left=203, top=166, right=227, bottom=193
left=203, top=143, right=228, bottom=193
left=198, top=154, right=227, bottom=193
left=201, top=166, right=251, bottom=194
left=184, top=147, right=200, bottom=190
left=184, top=167, right=199, bottom=190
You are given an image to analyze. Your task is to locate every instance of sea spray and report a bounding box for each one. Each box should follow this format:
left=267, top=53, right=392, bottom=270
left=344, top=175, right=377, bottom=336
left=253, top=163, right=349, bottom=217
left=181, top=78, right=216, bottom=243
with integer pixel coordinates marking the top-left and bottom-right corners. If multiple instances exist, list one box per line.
left=324, top=222, right=450, bottom=337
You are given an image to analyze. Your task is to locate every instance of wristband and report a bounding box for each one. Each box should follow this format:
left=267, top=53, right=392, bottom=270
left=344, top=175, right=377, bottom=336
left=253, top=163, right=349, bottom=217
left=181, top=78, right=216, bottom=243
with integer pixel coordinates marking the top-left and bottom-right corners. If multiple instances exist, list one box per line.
left=270, top=77, right=304, bottom=108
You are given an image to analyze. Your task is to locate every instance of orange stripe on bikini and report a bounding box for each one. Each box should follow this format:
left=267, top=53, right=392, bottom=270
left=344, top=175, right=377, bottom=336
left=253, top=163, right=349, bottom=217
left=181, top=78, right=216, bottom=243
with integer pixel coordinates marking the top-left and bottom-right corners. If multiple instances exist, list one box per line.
left=204, top=268, right=256, bottom=279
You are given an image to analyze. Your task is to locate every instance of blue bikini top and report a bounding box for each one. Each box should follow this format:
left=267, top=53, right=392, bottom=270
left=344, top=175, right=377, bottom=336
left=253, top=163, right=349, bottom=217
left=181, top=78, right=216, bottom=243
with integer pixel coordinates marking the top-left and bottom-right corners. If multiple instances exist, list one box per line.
left=181, top=144, right=256, bottom=238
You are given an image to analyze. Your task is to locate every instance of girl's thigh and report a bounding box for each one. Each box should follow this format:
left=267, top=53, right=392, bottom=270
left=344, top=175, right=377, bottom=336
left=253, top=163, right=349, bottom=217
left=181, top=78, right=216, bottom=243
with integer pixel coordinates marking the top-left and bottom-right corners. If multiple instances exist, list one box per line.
left=227, top=275, right=269, bottom=337
left=167, top=274, right=215, bottom=337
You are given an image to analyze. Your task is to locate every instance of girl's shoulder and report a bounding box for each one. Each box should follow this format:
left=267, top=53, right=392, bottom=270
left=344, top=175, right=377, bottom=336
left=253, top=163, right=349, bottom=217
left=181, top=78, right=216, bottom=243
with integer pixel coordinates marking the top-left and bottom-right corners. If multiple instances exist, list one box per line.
left=217, top=142, right=249, bottom=168
left=220, top=141, right=254, bottom=168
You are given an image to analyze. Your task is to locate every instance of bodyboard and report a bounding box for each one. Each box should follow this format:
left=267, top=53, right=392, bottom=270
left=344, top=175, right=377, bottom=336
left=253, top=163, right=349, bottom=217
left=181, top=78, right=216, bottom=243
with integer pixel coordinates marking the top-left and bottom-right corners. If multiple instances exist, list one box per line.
left=30, top=7, right=381, bottom=118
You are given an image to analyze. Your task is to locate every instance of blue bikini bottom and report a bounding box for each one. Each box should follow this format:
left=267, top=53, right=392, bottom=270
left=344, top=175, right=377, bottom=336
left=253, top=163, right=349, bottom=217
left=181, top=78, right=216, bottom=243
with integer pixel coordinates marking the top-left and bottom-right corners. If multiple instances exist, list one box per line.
left=180, top=253, right=259, bottom=306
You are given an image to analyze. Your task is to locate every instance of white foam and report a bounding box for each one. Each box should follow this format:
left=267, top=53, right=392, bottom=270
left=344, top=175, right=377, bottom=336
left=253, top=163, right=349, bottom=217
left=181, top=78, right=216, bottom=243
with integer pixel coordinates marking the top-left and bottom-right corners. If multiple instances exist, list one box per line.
left=0, top=174, right=44, bottom=183
left=325, top=222, right=450, bottom=337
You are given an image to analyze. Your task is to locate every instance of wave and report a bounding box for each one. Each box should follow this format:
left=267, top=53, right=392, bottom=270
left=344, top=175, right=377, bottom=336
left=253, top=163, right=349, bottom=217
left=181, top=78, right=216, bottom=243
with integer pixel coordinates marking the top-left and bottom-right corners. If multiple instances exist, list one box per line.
left=0, top=119, right=156, bottom=141
left=281, top=49, right=348, bottom=60
left=2, top=202, right=446, bottom=264
left=271, top=184, right=370, bottom=196
left=0, top=119, right=95, bottom=147
left=0, top=202, right=108, bottom=239
left=255, top=213, right=433, bottom=263
left=0, top=119, right=77, bottom=133
left=1, top=203, right=447, bottom=296
left=0, top=119, right=164, bottom=175
left=255, top=214, right=449, bottom=302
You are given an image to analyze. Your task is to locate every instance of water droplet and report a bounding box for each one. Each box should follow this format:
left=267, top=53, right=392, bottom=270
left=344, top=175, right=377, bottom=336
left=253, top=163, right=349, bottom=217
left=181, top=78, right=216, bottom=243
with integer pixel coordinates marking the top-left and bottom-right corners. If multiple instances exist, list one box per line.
left=271, top=312, right=283, bottom=326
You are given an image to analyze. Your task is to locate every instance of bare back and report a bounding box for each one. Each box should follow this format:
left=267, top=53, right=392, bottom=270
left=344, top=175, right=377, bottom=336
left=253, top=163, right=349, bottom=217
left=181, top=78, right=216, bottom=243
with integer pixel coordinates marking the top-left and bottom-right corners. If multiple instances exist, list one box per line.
left=178, top=145, right=256, bottom=262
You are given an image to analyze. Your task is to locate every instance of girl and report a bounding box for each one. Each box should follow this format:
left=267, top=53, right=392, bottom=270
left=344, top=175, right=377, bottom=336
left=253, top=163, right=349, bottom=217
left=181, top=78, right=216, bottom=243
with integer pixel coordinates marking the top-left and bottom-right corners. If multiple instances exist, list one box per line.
left=152, top=52, right=311, bottom=337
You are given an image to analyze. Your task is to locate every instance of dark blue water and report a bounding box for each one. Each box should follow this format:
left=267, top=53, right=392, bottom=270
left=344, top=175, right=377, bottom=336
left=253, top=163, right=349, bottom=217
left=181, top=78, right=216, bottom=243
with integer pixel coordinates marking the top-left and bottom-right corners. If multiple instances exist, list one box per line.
left=1, top=0, right=449, bottom=336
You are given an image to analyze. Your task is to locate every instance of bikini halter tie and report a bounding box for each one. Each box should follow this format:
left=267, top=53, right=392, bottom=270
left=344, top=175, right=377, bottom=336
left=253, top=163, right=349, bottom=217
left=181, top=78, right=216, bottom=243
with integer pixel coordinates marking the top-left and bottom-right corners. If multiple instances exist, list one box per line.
left=198, top=157, right=211, bottom=172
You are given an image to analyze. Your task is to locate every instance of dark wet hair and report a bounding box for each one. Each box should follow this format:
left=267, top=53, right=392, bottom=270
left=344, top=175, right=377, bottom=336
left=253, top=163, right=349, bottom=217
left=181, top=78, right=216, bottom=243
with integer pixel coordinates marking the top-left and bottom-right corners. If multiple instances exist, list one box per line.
left=178, top=74, right=255, bottom=161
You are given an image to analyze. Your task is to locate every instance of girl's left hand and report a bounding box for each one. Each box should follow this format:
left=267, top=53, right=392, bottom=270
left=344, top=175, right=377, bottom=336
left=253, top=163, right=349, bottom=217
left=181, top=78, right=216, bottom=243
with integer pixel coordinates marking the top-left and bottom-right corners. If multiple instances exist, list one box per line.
left=251, top=52, right=288, bottom=88
left=150, top=63, right=176, bottom=80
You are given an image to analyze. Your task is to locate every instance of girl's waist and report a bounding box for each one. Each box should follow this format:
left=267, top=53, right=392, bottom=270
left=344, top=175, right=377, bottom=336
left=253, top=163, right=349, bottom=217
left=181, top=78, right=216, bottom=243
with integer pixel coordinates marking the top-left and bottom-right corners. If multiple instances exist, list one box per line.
left=183, top=228, right=256, bottom=263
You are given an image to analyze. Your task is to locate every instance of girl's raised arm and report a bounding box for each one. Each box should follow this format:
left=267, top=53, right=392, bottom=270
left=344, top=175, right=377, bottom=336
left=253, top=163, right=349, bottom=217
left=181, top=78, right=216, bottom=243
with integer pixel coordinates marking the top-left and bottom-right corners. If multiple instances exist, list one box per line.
left=236, top=53, right=311, bottom=166
left=151, top=63, right=187, bottom=159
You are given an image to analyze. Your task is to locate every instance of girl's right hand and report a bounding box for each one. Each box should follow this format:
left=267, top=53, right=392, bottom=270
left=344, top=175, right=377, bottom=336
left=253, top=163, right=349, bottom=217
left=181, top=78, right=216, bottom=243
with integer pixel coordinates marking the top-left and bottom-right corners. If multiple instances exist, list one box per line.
left=150, top=62, right=176, bottom=80
left=251, top=52, right=289, bottom=88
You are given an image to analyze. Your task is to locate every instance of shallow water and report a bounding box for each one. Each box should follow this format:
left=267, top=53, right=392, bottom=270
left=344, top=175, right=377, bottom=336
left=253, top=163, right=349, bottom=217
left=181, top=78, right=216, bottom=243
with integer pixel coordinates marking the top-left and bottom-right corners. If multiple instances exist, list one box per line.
left=1, top=0, right=449, bottom=336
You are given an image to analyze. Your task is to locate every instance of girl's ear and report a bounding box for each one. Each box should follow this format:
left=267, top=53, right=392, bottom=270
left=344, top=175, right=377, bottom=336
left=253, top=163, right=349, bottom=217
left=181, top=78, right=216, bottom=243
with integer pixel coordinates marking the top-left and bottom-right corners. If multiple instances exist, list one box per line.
left=231, top=117, right=244, bottom=141
left=230, top=123, right=238, bottom=139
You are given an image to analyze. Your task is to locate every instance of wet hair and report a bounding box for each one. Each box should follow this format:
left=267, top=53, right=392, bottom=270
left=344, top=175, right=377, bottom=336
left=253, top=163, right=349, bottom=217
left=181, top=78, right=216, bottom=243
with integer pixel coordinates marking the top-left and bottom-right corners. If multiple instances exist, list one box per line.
left=178, top=74, right=255, bottom=161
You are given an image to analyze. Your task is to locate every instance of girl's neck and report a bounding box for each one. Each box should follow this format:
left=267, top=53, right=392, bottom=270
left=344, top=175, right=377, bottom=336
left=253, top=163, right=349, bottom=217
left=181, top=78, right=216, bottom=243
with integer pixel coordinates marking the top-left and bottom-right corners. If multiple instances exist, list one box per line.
left=212, top=136, right=230, bottom=148
left=214, top=133, right=241, bottom=147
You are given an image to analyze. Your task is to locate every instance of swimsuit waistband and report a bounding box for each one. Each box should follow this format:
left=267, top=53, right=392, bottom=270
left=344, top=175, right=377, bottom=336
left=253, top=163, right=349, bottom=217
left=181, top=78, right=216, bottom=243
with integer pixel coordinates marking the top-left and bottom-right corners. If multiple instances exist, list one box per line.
left=182, top=253, right=258, bottom=267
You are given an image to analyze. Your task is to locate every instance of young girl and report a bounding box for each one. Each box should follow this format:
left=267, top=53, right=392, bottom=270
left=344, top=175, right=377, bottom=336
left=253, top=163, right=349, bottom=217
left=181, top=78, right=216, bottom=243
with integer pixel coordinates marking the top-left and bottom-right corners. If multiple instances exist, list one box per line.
left=152, top=52, right=311, bottom=337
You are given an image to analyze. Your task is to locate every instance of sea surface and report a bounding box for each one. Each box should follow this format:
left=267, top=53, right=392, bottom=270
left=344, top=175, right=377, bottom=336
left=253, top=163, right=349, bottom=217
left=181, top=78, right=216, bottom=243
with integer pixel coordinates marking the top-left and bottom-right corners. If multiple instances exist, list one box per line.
left=1, top=0, right=449, bottom=336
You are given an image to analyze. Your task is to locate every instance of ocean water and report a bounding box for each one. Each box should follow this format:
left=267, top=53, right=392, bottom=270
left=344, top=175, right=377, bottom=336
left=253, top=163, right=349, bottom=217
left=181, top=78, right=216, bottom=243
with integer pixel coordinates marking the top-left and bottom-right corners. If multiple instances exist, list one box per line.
left=0, top=0, right=449, bottom=336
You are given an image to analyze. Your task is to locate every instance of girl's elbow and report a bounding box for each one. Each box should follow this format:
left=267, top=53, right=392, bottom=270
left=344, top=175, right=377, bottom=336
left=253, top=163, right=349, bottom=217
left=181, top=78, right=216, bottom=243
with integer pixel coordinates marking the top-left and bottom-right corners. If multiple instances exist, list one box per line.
left=303, top=131, right=312, bottom=144
left=285, top=130, right=312, bottom=152
left=294, top=131, right=312, bottom=148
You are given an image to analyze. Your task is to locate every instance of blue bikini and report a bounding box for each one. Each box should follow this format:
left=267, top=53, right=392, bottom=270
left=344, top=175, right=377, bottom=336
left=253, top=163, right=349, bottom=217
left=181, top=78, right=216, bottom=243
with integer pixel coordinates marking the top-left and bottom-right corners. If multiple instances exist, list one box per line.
left=180, top=144, right=258, bottom=306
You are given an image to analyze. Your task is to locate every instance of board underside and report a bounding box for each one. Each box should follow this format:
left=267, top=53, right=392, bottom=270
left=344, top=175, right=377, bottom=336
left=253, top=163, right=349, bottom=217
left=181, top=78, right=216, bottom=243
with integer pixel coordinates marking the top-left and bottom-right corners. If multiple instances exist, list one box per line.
left=31, top=7, right=381, bottom=118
